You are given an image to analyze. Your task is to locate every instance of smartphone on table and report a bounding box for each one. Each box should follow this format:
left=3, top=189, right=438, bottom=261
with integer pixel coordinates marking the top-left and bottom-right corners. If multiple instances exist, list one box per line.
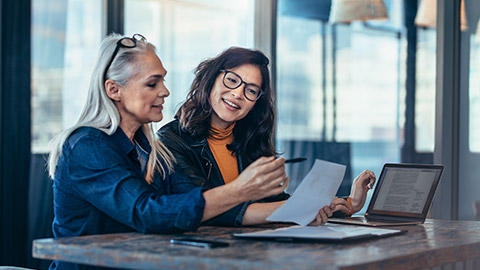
left=170, top=238, right=229, bottom=248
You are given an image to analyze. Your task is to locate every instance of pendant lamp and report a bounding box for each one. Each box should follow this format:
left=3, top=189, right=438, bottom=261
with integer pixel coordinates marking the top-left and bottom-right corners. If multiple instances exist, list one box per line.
left=415, top=0, right=468, bottom=31
left=329, top=0, right=388, bottom=24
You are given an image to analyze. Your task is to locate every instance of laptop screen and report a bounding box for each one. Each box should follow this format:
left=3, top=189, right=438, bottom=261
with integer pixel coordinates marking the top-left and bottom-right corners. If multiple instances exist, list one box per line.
left=366, top=164, right=444, bottom=219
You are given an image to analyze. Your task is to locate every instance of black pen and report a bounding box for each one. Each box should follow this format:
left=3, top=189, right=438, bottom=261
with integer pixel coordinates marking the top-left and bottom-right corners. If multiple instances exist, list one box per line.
left=284, top=157, right=307, bottom=164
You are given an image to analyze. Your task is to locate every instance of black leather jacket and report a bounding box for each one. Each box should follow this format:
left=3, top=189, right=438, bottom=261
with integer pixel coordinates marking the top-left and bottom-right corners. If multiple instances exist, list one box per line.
left=157, top=119, right=290, bottom=226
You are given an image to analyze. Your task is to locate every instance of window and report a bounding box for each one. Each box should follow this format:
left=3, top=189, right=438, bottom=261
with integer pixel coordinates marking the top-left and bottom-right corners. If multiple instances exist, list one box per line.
left=415, top=28, right=436, bottom=153
left=275, top=0, right=436, bottom=213
left=31, top=0, right=103, bottom=153
left=124, top=0, right=255, bottom=126
left=459, top=0, right=480, bottom=220
left=469, top=28, right=480, bottom=152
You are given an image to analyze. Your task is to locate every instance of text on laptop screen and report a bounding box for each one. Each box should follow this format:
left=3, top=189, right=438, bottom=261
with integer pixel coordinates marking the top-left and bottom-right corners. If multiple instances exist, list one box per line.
left=371, top=167, right=438, bottom=213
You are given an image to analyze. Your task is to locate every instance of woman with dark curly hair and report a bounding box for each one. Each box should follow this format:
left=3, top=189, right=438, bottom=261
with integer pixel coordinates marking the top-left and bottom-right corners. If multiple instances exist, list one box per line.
left=157, top=47, right=375, bottom=226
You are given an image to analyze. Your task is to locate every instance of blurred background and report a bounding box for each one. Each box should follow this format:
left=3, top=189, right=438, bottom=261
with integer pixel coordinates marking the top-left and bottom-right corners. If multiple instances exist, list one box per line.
left=1, top=0, right=479, bottom=268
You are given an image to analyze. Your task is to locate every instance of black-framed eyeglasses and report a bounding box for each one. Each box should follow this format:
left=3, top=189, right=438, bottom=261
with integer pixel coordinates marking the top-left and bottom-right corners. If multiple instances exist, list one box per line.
left=220, top=70, right=264, bottom=101
left=103, top=33, right=146, bottom=82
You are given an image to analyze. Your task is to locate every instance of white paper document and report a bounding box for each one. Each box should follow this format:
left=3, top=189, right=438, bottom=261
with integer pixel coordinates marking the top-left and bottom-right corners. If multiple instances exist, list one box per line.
left=266, top=159, right=346, bottom=226
left=234, top=223, right=404, bottom=241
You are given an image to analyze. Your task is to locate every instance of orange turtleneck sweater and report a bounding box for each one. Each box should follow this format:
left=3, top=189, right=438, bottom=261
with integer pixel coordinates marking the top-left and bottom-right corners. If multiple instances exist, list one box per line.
left=206, top=123, right=239, bottom=184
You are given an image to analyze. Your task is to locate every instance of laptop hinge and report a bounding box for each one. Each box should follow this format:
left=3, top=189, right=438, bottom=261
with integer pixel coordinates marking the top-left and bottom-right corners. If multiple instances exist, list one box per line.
left=365, top=213, right=423, bottom=222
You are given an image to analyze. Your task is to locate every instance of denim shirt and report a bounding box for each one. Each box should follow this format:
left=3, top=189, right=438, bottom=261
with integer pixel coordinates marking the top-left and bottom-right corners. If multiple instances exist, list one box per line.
left=51, top=126, right=205, bottom=270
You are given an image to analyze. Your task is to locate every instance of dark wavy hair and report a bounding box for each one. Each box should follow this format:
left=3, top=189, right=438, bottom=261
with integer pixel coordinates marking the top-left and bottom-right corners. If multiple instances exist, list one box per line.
left=176, top=47, right=277, bottom=164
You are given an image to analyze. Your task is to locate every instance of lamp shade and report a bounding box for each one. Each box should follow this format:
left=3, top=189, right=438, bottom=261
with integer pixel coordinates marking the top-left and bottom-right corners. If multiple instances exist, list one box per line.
left=415, top=0, right=468, bottom=31
left=329, top=0, right=388, bottom=24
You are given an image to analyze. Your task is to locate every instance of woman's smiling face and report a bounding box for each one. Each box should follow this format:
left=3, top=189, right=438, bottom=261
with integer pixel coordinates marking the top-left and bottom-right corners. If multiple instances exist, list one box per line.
left=209, top=64, right=261, bottom=129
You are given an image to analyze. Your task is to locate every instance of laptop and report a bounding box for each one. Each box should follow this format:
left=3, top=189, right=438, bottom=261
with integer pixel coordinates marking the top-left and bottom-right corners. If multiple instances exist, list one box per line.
left=328, top=163, right=444, bottom=227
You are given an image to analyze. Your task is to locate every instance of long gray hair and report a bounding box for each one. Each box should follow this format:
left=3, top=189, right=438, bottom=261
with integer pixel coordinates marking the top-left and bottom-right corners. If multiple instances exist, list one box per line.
left=48, top=33, right=174, bottom=184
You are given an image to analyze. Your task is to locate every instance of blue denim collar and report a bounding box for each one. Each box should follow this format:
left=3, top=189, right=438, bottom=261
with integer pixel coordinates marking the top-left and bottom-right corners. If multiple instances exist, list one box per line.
left=133, top=128, right=152, bottom=154
left=112, top=127, right=152, bottom=156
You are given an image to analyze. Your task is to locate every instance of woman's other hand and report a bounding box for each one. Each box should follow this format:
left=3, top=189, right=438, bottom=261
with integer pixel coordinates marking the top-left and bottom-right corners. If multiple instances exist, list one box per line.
left=229, top=156, right=289, bottom=202
left=331, top=197, right=353, bottom=214
left=308, top=198, right=352, bottom=226
left=349, top=170, right=376, bottom=213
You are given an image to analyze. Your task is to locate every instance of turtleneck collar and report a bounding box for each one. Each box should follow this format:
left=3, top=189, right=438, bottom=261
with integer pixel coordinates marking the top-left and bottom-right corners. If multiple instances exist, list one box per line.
left=209, top=122, right=235, bottom=141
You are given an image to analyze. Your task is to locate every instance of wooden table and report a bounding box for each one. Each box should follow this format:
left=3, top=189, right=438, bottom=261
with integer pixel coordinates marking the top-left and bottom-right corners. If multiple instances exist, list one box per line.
left=32, top=219, right=480, bottom=270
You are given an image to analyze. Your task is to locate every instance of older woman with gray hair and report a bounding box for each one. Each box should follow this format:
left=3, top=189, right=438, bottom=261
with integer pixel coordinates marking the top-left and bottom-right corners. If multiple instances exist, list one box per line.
left=48, top=33, right=288, bottom=270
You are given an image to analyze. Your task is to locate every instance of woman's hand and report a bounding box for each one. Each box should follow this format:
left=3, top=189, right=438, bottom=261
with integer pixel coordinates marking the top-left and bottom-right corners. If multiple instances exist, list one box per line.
left=331, top=197, right=353, bottom=214
left=349, top=170, right=376, bottom=213
left=308, top=198, right=352, bottom=226
left=229, top=156, right=289, bottom=202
